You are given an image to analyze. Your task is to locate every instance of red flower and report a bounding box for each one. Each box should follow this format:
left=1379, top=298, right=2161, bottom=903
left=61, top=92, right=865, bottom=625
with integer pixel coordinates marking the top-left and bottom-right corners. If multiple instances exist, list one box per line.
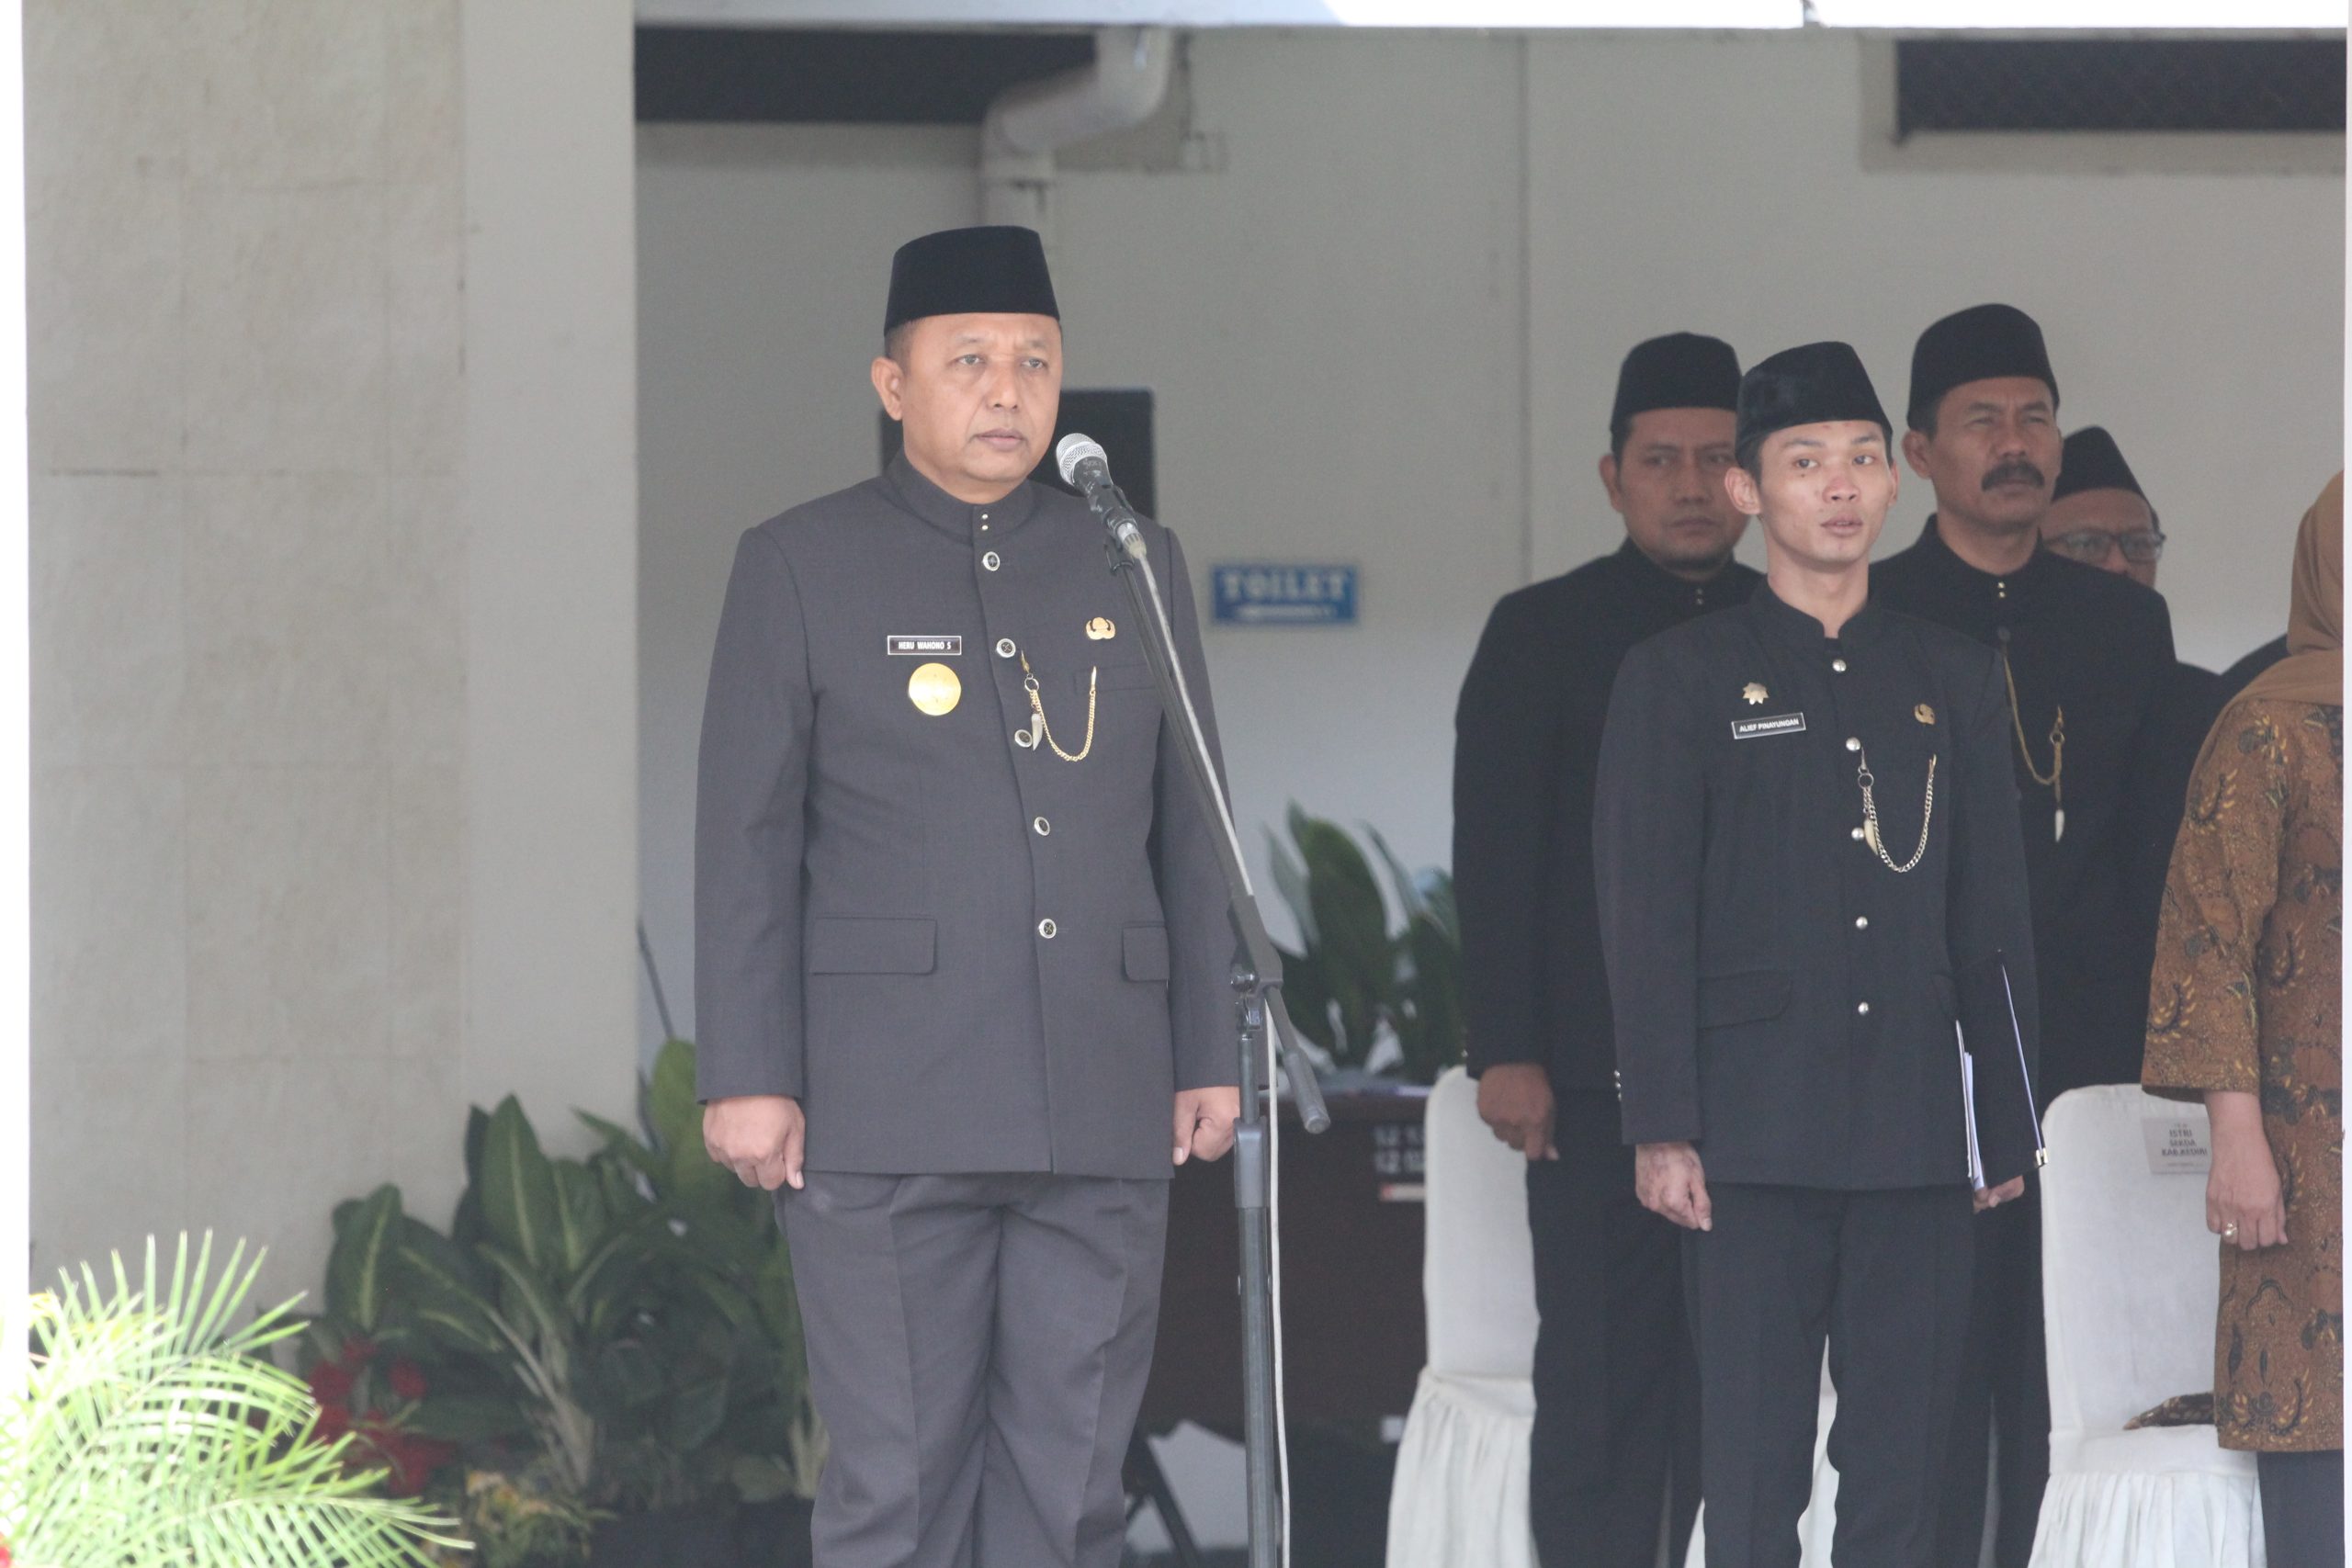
left=338, top=1335, right=379, bottom=1368
left=307, top=1359, right=356, bottom=1405
left=386, top=1358, right=429, bottom=1402
left=313, top=1402, right=352, bottom=1443
left=2, top=1535, right=16, bottom=1565
left=353, top=1417, right=456, bottom=1496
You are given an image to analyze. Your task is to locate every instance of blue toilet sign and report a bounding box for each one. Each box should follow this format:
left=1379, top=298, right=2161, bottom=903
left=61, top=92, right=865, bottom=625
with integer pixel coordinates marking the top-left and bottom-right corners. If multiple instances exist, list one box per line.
left=1210, top=563, right=1359, bottom=626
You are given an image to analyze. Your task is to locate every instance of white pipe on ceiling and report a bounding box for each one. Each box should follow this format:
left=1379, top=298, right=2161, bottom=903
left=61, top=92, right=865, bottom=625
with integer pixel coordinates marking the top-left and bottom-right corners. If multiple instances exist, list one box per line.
left=980, top=27, right=1173, bottom=241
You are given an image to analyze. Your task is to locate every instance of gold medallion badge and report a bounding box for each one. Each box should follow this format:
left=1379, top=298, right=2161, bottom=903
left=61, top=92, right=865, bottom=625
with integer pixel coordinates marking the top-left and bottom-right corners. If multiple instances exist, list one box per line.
left=1916, top=704, right=1937, bottom=726
left=1742, top=682, right=1769, bottom=706
left=1086, top=616, right=1116, bottom=640
left=907, top=662, right=962, bottom=716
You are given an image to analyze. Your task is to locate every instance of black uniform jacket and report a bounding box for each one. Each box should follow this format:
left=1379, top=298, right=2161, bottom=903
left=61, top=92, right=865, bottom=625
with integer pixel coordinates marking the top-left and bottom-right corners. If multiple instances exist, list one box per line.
left=1871, top=519, right=2174, bottom=1098
left=1454, top=541, right=1760, bottom=1095
left=694, top=457, right=1236, bottom=1180
left=1594, top=585, right=2040, bottom=1190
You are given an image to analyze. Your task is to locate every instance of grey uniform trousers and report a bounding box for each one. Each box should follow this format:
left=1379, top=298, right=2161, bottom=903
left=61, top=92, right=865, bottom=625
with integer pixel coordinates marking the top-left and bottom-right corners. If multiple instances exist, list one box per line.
left=780, top=1172, right=1170, bottom=1568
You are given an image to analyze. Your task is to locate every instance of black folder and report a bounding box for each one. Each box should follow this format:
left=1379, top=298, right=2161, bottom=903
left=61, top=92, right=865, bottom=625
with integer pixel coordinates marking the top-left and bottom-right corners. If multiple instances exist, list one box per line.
left=1956, top=951, right=2045, bottom=1190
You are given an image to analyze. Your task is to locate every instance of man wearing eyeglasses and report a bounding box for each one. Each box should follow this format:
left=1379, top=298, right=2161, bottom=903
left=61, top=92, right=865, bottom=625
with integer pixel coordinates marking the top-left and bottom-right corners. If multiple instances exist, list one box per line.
left=2041, top=426, right=2167, bottom=589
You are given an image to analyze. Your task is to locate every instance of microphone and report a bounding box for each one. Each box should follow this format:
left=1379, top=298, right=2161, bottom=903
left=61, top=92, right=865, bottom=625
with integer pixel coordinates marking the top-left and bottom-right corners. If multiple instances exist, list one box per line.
left=1055, top=433, right=1147, bottom=560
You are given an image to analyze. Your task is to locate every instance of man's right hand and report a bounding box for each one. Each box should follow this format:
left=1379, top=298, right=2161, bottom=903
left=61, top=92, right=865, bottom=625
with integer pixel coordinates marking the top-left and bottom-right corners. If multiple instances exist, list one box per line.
left=704, top=1095, right=807, bottom=1191
left=1635, top=1141, right=1712, bottom=1230
left=1476, top=1063, right=1557, bottom=1161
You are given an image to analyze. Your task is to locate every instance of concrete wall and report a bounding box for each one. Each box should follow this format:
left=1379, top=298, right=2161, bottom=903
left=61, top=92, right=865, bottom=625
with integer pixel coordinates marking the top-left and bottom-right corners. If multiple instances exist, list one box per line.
left=28, top=0, right=639, bottom=1308
left=1524, top=29, right=2348, bottom=666
left=638, top=27, right=2344, bottom=1052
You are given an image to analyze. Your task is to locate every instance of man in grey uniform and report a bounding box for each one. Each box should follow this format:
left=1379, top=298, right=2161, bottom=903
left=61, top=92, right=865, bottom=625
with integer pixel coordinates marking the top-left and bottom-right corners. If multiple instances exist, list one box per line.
left=696, top=225, right=1241, bottom=1568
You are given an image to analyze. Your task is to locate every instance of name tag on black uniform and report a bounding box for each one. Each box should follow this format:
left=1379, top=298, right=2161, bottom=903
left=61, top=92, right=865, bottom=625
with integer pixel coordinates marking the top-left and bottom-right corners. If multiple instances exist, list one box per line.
left=887, top=635, right=963, bottom=657
left=1732, top=713, right=1807, bottom=740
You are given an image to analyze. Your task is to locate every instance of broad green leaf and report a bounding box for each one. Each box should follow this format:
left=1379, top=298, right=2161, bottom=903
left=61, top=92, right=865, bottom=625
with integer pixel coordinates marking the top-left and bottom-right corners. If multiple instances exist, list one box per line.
left=323, top=1185, right=403, bottom=1332
left=1267, top=822, right=1317, bottom=946
left=479, top=1095, right=561, bottom=1274
left=646, top=1038, right=704, bottom=1159
left=594, top=1152, right=655, bottom=1221
left=551, top=1159, right=609, bottom=1279
left=578, top=1110, right=662, bottom=1178
left=477, top=1243, right=571, bottom=1355
left=403, top=1391, right=533, bottom=1443
left=595, top=1339, right=666, bottom=1411
left=391, top=1231, right=504, bottom=1355
left=1363, top=824, right=1427, bottom=923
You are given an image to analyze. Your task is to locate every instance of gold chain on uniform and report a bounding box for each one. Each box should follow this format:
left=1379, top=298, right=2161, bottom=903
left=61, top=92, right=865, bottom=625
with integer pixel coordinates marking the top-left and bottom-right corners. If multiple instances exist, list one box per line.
left=1018, top=652, right=1097, bottom=761
left=1857, top=748, right=1937, bottom=874
left=2001, top=648, right=2064, bottom=808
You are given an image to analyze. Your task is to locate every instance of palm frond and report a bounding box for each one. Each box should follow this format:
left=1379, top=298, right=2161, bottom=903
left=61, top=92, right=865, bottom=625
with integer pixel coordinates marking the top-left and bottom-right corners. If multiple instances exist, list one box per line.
left=0, top=1233, right=466, bottom=1567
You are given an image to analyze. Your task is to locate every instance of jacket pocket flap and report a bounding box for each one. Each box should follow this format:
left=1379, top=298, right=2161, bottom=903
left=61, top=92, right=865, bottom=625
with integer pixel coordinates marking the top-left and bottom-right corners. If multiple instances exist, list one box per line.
left=1123, top=924, right=1170, bottom=982
left=1697, top=969, right=1792, bottom=1028
left=808, top=917, right=937, bottom=976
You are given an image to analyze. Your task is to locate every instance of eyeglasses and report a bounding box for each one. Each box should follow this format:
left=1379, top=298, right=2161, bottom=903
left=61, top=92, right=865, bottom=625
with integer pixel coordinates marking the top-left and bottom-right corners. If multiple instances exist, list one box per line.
left=2046, top=528, right=2165, bottom=566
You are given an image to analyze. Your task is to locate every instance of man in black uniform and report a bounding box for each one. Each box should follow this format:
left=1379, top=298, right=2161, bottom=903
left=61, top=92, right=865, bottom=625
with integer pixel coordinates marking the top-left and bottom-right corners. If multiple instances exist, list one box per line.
left=2042, top=424, right=2227, bottom=843
left=1596, top=341, right=2038, bottom=1568
left=1872, top=307, right=2177, bottom=1568
left=1455, top=333, right=1755, bottom=1568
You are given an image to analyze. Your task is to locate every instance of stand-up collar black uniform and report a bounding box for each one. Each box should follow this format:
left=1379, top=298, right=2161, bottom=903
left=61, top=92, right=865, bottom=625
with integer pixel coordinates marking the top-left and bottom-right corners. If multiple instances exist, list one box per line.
left=1455, top=540, right=1762, bottom=1095
left=1870, top=517, right=2176, bottom=1097
left=1594, top=581, right=2040, bottom=1188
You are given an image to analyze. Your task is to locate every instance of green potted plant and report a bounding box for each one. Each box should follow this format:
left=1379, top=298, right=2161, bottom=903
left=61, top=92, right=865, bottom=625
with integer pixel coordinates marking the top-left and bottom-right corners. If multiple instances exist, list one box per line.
left=1267, top=805, right=1465, bottom=1086
left=312, top=1041, right=820, bottom=1568
left=0, top=1233, right=461, bottom=1566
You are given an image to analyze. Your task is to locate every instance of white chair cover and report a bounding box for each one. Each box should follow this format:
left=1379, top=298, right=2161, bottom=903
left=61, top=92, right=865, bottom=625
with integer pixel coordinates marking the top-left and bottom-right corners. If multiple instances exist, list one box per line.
left=2030, top=1085, right=2263, bottom=1568
left=1385, top=1066, right=1541, bottom=1568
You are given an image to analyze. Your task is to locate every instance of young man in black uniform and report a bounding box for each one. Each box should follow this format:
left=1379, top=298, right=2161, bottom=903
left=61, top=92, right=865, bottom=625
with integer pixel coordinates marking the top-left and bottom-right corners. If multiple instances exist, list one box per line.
left=1455, top=333, right=1755, bottom=1568
left=1596, top=342, right=2039, bottom=1568
left=1871, top=306, right=2177, bottom=1568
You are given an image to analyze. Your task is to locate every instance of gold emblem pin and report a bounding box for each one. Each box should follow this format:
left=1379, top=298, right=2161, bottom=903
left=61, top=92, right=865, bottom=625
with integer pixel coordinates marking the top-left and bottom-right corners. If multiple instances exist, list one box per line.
left=1916, top=703, right=1937, bottom=726
left=1743, top=682, right=1769, bottom=706
left=907, top=661, right=962, bottom=716
left=1086, top=616, right=1116, bottom=640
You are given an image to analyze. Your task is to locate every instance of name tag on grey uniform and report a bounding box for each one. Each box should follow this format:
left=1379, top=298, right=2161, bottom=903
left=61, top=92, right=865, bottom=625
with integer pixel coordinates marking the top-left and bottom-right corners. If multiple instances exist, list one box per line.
left=1731, top=713, right=1806, bottom=740
left=886, top=635, right=963, bottom=657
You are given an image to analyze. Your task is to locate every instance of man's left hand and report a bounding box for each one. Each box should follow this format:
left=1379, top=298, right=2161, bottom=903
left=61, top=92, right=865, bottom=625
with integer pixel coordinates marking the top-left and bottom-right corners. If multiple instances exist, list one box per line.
left=1174, top=1088, right=1241, bottom=1165
left=1974, top=1175, right=2026, bottom=1212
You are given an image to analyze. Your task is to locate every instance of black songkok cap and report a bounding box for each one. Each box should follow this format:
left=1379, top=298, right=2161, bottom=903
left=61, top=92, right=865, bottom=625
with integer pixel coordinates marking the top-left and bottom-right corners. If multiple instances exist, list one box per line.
left=2052, top=426, right=2146, bottom=504
left=1907, top=302, right=2058, bottom=431
left=1736, top=341, right=1892, bottom=462
left=884, top=225, right=1059, bottom=336
left=1611, top=333, right=1741, bottom=434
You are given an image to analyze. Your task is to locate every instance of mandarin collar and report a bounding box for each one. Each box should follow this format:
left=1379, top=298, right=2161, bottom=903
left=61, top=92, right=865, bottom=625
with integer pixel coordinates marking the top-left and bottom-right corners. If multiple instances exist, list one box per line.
left=1747, top=579, right=1889, bottom=650
left=1612, top=538, right=1748, bottom=615
left=1910, top=513, right=2050, bottom=614
left=883, top=453, right=1042, bottom=542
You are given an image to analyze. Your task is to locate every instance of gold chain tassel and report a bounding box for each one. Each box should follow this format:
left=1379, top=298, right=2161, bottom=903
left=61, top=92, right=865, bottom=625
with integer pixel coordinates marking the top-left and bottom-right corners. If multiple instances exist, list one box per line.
left=1018, top=654, right=1097, bottom=762
left=1858, top=748, right=1937, bottom=874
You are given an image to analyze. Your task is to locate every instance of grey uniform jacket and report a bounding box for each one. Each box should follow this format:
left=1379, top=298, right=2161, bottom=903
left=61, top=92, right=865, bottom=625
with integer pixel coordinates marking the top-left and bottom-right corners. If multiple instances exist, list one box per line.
left=694, top=456, right=1238, bottom=1180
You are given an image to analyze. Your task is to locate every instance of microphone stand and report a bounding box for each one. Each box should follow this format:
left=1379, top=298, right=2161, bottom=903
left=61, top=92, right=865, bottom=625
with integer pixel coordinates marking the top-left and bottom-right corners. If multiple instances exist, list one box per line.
left=1092, top=485, right=1329, bottom=1568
